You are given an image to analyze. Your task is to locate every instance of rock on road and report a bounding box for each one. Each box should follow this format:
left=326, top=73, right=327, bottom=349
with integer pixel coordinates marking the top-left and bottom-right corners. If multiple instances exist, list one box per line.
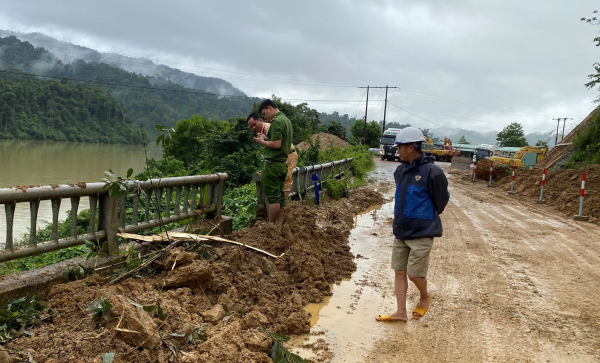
left=305, top=158, right=600, bottom=362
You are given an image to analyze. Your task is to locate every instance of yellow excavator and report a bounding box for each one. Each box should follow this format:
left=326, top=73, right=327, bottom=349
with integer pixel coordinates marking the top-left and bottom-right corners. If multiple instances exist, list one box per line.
left=431, top=137, right=460, bottom=162
left=491, top=146, right=547, bottom=168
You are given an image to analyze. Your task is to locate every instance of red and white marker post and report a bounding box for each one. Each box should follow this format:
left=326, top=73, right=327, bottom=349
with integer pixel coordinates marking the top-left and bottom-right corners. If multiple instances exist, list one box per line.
left=573, top=173, right=590, bottom=221
left=508, top=166, right=516, bottom=195
left=472, top=162, right=477, bottom=182
left=536, top=168, right=547, bottom=204
left=487, top=162, right=493, bottom=187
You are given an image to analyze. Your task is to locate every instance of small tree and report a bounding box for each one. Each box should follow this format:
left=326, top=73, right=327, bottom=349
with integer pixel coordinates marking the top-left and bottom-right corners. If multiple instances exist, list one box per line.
left=327, top=121, right=347, bottom=140
left=350, top=119, right=381, bottom=147
left=535, top=140, right=548, bottom=147
left=458, top=135, right=469, bottom=144
left=496, top=122, right=528, bottom=147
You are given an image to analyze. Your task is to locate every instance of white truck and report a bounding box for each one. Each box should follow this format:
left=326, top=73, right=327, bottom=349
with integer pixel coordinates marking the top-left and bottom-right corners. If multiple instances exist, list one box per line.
left=379, top=128, right=404, bottom=161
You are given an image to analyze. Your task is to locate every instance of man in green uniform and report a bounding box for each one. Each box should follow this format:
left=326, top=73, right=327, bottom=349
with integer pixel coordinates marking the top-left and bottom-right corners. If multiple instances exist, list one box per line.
left=254, top=99, right=293, bottom=225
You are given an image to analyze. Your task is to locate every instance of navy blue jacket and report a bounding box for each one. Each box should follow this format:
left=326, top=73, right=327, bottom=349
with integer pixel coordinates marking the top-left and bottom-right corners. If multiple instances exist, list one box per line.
left=393, top=154, right=449, bottom=240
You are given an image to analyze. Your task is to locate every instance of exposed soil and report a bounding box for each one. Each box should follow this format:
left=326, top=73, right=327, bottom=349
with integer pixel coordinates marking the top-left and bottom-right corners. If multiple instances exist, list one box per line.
left=475, top=158, right=512, bottom=182
left=495, top=164, right=600, bottom=225
left=296, top=133, right=350, bottom=152
left=1, top=188, right=383, bottom=363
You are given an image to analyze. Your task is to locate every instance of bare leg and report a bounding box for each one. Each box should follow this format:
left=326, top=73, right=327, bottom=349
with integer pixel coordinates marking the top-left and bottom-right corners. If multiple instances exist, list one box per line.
left=276, top=207, right=285, bottom=226
left=391, top=270, right=408, bottom=321
left=268, top=203, right=280, bottom=224
left=408, top=275, right=430, bottom=310
left=284, top=191, right=290, bottom=200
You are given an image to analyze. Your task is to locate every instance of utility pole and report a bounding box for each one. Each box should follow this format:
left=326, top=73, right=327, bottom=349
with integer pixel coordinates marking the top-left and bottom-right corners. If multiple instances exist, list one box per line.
left=552, top=118, right=573, bottom=145
left=382, top=85, right=389, bottom=134
left=363, top=86, right=369, bottom=145
left=358, top=85, right=398, bottom=145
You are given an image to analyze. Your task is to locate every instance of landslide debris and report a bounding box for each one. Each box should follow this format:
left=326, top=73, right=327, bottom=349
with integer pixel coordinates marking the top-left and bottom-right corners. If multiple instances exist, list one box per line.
left=475, top=158, right=512, bottom=182
left=3, top=187, right=383, bottom=363
left=496, top=164, right=600, bottom=225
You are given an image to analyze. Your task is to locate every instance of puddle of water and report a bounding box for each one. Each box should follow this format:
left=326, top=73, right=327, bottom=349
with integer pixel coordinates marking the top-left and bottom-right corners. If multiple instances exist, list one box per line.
left=287, top=202, right=408, bottom=362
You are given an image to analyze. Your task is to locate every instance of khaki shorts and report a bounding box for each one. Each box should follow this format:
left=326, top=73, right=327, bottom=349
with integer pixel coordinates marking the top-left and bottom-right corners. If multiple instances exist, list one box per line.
left=284, top=151, right=298, bottom=193
left=391, top=238, right=434, bottom=277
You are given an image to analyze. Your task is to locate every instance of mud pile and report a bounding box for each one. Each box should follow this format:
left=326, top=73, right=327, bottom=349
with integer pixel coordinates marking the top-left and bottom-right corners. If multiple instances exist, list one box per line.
left=496, top=164, right=600, bottom=224
left=475, top=159, right=512, bottom=182
left=296, top=133, right=350, bottom=152
left=3, top=187, right=383, bottom=363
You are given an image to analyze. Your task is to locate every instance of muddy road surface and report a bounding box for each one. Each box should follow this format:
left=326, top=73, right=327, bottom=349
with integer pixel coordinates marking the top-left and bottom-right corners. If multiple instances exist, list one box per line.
left=290, top=159, right=600, bottom=362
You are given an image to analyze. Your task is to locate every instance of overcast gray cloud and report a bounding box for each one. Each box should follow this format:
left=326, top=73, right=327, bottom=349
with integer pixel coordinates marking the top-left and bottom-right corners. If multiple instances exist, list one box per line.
left=0, top=0, right=598, bottom=135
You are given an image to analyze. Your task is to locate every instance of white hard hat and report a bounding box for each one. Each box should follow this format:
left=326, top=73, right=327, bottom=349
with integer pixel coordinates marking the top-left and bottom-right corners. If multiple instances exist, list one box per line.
left=394, top=127, right=426, bottom=144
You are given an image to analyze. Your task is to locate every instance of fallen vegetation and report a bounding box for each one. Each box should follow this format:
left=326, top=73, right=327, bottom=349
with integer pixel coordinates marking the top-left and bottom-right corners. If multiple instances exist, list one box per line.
left=1, top=188, right=383, bottom=363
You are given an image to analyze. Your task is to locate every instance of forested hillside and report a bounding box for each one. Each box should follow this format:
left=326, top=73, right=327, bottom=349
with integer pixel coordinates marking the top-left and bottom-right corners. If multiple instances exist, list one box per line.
left=0, top=78, right=145, bottom=143
left=0, top=35, right=360, bottom=143
left=1, top=30, right=246, bottom=96
left=0, top=36, right=260, bottom=132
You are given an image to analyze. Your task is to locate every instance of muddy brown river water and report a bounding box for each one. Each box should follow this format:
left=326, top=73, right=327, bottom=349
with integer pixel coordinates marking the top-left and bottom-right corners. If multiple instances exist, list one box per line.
left=0, top=140, right=161, bottom=246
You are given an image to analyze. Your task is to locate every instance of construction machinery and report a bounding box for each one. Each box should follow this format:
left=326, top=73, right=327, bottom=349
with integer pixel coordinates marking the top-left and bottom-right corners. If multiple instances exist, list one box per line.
left=473, top=144, right=495, bottom=162
left=432, top=137, right=460, bottom=162
left=491, top=146, right=547, bottom=168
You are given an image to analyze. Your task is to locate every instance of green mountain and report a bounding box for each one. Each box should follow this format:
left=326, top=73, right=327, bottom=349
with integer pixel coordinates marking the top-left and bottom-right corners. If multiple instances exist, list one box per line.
left=1, top=30, right=246, bottom=97
left=0, top=35, right=260, bottom=133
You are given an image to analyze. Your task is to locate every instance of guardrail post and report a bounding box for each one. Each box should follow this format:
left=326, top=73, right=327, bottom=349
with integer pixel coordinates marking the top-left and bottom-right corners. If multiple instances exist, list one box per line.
left=253, top=173, right=268, bottom=220
left=210, top=174, right=225, bottom=220
left=99, top=194, right=119, bottom=256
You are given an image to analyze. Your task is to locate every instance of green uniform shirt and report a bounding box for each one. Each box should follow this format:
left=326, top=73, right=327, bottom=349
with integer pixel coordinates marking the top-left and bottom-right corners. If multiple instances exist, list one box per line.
left=263, top=112, right=293, bottom=161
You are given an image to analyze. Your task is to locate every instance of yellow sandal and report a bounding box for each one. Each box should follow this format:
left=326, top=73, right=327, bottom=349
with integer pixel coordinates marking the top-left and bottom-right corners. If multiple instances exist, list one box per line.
left=412, top=297, right=432, bottom=319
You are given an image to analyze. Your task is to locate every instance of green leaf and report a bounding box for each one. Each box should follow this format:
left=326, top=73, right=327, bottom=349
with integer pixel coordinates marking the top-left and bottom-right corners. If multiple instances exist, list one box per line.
left=125, top=299, right=143, bottom=309
left=127, top=168, right=134, bottom=178
left=157, top=302, right=166, bottom=320
left=86, top=297, right=102, bottom=312
left=143, top=305, right=156, bottom=313
left=102, top=352, right=115, bottom=363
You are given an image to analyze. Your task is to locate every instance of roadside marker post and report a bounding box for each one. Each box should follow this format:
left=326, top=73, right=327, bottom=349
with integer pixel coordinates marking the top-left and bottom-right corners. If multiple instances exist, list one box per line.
left=536, top=168, right=547, bottom=204
left=487, top=162, right=493, bottom=187
left=472, top=162, right=477, bottom=182
left=573, top=173, right=590, bottom=222
left=508, top=166, right=516, bottom=195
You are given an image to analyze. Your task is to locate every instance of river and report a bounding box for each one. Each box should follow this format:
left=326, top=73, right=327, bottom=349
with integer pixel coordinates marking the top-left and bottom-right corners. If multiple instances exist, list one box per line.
left=0, top=140, right=162, bottom=247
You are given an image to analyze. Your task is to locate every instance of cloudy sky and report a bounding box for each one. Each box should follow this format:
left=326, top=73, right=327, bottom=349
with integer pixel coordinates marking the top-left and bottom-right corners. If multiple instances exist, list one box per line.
left=1, top=0, right=599, bottom=135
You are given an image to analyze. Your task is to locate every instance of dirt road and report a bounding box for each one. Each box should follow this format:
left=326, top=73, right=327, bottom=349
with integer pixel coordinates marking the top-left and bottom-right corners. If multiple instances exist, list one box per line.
left=291, top=159, right=600, bottom=362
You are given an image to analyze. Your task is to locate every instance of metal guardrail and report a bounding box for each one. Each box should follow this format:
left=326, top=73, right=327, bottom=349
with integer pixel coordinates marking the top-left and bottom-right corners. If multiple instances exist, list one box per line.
left=0, top=174, right=227, bottom=263
left=253, top=158, right=353, bottom=218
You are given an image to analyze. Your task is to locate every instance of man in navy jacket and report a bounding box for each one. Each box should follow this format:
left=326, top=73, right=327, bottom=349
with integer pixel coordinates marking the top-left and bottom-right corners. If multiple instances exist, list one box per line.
left=376, top=127, right=449, bottom=322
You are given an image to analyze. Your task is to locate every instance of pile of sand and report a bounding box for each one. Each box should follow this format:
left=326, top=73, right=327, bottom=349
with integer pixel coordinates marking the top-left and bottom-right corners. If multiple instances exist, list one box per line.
left=296, top=133, right=350, bottom=152
left=4, top=188, right=384, bottom=363
left=495, top=164, right=600, bottom=225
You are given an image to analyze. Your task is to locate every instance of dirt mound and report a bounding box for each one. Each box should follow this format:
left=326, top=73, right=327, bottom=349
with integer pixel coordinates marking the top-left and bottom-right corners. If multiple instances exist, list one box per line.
left=296, top=133, right=350, bottom=152
left=476, top=158, right=512, bottom=182
left=4, top=187, right=383, bottom=363
left=496, top=164, right=600, bottom=224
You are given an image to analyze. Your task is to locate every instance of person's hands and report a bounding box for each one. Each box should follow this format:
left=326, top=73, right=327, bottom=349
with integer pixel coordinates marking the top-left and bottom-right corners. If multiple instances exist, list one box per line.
left=253, top=133, right=267, bottom=145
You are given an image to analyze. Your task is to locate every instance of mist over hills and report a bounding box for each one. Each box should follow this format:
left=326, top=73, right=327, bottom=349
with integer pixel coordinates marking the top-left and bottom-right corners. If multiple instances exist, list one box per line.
left=429, top=127, right=555, bottom=147
left=0, top=30, right=245, bottom=97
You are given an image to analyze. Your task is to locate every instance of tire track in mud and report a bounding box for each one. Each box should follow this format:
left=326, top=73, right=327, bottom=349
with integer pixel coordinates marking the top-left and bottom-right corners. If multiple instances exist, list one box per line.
left=362, top=161, right=600, bottom=362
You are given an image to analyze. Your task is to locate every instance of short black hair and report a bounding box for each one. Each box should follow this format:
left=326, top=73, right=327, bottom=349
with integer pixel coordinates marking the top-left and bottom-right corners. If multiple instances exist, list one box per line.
left=258, top=99, right=278, bottom=112
left=246, top=113, right=261, bottom=123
